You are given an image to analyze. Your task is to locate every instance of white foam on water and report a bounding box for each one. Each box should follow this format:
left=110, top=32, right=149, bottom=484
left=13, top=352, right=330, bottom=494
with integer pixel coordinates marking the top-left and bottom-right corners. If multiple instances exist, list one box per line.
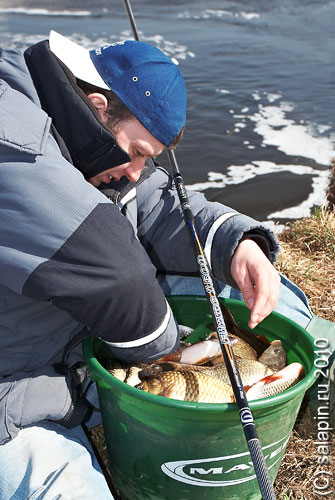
left=317, top=124, right=332, bottom=134
left=261, top=220, right=287, bottom=234
left=249, top=101, right=334, bottom=166
left=216, top=88, right=230, bottom=94
left=178, top=9, right=233, bottom=20
left=1, top=32, right=49, bottom=46
left=186, top=161, right=330, bottom=220
left=178, top=9, right=260, bottom=21
left=2, top=30, right=193, bottom=61
left=0, top=7, right=92, bottom=16
left=252, top=92, right=261, bottom=101
left=121, top=31, right=193, bottom=61
left=203, top=9, right=234, bottom=18
left=266, top=93, right=281, bottom=103
left=240, top=12, right=260, bottom=20
left=268, top=170, right=329, bottom=219
left=188, top=90, right=333, bottom=221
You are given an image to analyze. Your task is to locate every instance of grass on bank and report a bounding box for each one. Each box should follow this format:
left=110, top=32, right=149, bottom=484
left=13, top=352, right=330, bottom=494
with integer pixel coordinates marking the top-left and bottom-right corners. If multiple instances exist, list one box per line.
left=88, top=206, right=335, bottom=500
left=272, top=204, right=335, bottom=500
left=276, top=205, right=335, bottom=323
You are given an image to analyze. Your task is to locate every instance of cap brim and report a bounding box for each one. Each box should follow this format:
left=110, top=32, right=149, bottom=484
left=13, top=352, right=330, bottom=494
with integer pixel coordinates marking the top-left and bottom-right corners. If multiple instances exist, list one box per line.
left=49, top=30, right=109, bottom=90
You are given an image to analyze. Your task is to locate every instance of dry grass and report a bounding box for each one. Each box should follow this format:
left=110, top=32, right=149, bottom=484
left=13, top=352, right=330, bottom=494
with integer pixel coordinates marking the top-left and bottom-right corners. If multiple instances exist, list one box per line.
left=88, top=206, right=335, bottom=500
left=326, top=158, right=335, bottom=212
left=272, top=205, right=335, bottom=499
left=274, top=405, right=334, bottom=500
left=276, top=205, right=335, bottom=323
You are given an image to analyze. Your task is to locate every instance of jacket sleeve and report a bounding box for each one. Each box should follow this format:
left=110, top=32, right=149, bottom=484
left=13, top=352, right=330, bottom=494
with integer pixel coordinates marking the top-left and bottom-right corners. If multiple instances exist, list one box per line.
left=136, top=166, right=280, bottom=289
left=0, top=367, right=71, bottom=444
left=0, top=101, right=179, bottom=362
left=0, top=363, right=96, bottom=445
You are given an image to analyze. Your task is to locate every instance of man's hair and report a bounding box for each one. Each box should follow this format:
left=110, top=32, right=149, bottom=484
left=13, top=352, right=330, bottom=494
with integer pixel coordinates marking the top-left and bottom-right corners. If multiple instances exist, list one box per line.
left=77, top=79, right=184, bottom=149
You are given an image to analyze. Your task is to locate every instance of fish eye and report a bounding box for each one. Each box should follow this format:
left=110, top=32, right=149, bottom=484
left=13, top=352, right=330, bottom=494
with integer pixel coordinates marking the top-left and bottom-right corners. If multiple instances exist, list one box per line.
left=273, top=348, right=282, bottom=354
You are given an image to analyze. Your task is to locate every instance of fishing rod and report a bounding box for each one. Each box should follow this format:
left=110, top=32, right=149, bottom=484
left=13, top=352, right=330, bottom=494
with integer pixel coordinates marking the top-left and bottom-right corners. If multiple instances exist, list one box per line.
left=122, top=1, right=276, bottom=499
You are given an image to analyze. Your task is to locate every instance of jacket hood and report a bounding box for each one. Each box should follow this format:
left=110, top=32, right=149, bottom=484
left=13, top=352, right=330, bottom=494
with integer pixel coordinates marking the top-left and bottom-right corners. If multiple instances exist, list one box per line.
left=24, top=40, right=131, bottom=178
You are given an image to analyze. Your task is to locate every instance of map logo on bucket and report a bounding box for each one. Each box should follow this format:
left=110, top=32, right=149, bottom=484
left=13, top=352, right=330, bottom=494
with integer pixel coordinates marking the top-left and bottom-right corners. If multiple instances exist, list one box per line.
left=161, top=435, right=290, bottom=487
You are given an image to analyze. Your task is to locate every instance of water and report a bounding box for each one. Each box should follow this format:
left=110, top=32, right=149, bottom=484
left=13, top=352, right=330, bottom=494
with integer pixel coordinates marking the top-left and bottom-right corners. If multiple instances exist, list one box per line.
left=1, top=0, right=334, bottom=229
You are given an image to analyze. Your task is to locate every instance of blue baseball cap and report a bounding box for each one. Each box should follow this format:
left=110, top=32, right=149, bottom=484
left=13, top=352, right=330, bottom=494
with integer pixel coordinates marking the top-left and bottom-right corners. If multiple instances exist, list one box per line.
left=49, top=31, right=187, bottom=146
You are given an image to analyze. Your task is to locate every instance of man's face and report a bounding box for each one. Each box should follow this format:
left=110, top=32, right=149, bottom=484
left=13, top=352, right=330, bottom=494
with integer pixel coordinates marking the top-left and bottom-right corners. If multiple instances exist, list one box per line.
left=88, top=118, right=165, bottom=187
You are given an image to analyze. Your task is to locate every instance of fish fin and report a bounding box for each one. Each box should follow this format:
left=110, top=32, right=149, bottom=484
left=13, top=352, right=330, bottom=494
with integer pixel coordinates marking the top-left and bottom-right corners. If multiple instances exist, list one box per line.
left=155, top=351, right=183, bottom=363
left=252, top=363, right=305, bottom=386
left=178, top=324, right=195, bottom=340
left=258, top=335, right=271, bottom=345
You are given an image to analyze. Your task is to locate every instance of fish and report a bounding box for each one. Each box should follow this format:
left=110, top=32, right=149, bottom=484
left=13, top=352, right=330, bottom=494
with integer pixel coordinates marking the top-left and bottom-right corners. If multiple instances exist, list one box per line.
left=155, top=337, right=222, bottom=365
left=257, top=339, right=286, bottom=372
left=155, top=332, right=258, bottom=366
left=219, top=304, right=270, bottom=356
left=137, top=360, right=303, bottom=403
left=106, top=356, right=304, bottom=403
left=105, top=359, right=145, bottom=387
left=228, top=333, right=258, bottom=361
left=136, top=370, right=235, bottom=403
left=245, top=363, right=305, bottom=401
left=139, top=358, right=274, bottom=387
left=104, top=312, right=302, bottom=403
left=203, top=332, right=258, bottom=364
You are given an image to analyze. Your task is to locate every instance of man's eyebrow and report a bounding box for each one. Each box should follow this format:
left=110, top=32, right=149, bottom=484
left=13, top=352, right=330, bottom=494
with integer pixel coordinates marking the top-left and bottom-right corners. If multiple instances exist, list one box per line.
left=133, top=145, right=154, bottom=157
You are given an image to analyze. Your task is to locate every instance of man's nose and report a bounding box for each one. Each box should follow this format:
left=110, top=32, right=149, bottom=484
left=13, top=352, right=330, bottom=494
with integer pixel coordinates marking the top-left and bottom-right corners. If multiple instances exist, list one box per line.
left=125, top=157, right=146, bottom=182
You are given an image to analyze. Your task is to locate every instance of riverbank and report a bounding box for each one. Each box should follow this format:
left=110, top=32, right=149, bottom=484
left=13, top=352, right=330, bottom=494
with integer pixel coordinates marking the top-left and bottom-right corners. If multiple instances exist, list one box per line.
left=273, top=202, right=335, bottom=499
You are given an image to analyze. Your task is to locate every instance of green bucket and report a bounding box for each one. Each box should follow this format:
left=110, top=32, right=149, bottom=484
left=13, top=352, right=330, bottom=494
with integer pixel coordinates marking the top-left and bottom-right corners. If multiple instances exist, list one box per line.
left=83, top=296, right=317, bottom=500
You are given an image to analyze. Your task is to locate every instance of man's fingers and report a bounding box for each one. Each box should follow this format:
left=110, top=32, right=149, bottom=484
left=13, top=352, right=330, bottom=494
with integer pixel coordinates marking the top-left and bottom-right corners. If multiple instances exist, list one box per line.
left=246, top=280, right=269, bottom=329
left=237, top=277, right=264, bottom=329
left=231, top=238, right=281, bottom=329
left=248, top=274, right=280, bottom=329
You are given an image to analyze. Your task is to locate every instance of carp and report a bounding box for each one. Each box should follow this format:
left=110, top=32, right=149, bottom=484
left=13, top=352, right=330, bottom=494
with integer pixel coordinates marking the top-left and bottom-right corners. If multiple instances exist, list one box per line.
left=139, top=358, right=274, bottom=387
left=136, top=360, right=303, bottom=403
left=258, top=339, right=286, bottom=372
left=105, top=359, right=144, bottom=387
left=136, top=370, right=235, bottom=403
left=246, top=363, right=305, bottom=401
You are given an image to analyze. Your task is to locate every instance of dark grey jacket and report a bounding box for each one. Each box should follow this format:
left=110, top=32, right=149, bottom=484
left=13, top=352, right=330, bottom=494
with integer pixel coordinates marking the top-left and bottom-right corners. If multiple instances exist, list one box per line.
left=0, top=41, right=280, bottom=444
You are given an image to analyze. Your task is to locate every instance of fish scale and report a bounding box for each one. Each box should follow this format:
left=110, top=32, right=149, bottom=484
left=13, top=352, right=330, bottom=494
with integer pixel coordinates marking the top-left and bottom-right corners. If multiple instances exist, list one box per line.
left=139, top=358, right=274, bottom=387
left=137, top=370, right=235, bottom=403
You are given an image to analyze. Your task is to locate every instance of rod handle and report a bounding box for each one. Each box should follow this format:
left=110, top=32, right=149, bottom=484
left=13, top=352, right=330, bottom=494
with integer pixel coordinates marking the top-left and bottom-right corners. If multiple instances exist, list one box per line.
left=248, top=438, right=277, bottom=500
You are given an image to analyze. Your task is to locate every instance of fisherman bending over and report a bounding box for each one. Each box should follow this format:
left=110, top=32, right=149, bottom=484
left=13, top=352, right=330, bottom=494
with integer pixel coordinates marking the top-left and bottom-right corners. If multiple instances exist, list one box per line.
left=0, top=32, right=312, bottom=498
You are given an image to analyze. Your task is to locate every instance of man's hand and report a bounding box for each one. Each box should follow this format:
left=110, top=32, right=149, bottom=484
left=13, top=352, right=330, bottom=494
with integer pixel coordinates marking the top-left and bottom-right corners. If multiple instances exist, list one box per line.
left=231, top=239, right=280, bottom=329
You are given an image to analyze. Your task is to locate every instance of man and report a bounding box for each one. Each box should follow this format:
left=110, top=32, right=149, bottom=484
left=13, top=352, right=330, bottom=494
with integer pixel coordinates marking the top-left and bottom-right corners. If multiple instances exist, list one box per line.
left=0, top=31, right=312, bottom=498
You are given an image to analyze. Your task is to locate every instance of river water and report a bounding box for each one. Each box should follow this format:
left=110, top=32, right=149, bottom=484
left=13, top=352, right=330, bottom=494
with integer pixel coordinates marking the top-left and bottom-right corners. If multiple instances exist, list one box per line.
left=1, top=0, right=334, bottom=229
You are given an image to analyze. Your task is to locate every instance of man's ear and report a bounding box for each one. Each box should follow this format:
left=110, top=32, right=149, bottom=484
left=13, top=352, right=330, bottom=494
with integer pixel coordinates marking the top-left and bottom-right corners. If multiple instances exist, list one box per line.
left=87, top=93, right=109, bottom=123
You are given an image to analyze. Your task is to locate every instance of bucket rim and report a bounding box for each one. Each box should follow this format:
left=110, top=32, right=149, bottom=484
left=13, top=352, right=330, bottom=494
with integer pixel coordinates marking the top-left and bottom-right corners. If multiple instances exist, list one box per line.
left=83, top=297, right=317, bottom=411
